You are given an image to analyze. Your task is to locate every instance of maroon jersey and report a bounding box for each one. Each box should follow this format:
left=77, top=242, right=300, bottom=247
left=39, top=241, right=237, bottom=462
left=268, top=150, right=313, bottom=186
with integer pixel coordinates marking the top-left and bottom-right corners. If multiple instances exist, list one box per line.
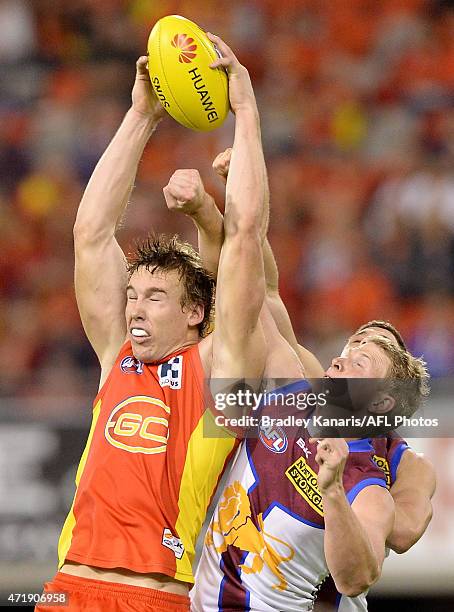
left=192, top=380, right=388, bottom=611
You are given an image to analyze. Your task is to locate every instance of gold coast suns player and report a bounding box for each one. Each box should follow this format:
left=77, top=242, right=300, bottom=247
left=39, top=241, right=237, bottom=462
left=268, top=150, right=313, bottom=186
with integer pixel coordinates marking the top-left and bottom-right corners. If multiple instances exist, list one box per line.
left=36, top=36, right=268, bottom=612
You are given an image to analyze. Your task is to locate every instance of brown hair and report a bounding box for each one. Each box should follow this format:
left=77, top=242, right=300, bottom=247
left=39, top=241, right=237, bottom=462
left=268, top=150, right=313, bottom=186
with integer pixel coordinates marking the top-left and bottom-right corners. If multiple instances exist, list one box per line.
left=356, top=320, right=407, bottom=350
left=127, top=234, right=215, bottom=337
left=367, top=335, right=430, bottom=417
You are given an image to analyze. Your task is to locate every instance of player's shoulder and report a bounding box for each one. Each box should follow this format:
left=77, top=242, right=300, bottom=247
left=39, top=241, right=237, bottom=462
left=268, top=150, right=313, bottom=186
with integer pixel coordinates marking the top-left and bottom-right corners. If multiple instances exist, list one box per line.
left=394, top=446, right=435, bottom=477
left=98, top=339, right=132, bottom=390
left=343, top=439, right=388, bottom=502
left=297, top=344, right=325, bottom=378
left=266, top=336, right=305, bottom=379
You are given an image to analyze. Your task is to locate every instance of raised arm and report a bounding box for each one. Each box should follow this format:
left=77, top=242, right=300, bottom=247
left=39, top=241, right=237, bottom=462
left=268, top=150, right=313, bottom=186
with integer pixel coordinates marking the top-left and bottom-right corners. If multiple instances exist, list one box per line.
left=314, top=438, right=395, bottom=597
left=207, top=34, right=267, bottom=380
left=387, top=450, right=436, bottom=553
left=163, top=168, right=224, bottom=279
left=73, top=57, right=164, bottom=376
left=165, top=144, right=324, bottom=377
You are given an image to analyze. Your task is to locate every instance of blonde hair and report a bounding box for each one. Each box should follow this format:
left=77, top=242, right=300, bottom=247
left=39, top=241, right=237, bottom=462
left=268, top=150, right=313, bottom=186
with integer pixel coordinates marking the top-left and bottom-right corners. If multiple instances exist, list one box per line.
left=356, top=320, right=407, bottom=350
left=367, top=335, right=430, bottom=417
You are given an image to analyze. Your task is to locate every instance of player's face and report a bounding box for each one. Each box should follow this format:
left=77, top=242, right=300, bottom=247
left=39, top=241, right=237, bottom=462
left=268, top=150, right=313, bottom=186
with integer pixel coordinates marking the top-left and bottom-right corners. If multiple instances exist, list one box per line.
left=325, top=340, right=392, bottom=379
left=125, top=267, right=201, bottom=362
left=341, top=326, right=399, bottom=357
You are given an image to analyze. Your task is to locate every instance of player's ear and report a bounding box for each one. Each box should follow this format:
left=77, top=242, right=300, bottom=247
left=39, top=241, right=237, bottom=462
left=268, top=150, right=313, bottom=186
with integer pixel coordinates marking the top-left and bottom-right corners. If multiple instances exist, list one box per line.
left=187, top=303, right=204, bottom=327
left=368, top=393, right=395, bottom=415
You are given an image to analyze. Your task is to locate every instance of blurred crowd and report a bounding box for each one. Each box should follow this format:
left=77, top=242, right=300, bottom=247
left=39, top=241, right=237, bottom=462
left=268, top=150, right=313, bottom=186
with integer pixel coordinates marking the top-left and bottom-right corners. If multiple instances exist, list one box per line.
left=1, top=0, right=454, bottom=401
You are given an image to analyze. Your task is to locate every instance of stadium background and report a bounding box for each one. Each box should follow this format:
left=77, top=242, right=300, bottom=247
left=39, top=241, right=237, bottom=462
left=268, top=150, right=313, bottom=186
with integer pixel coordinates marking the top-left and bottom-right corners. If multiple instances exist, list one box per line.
left=0, top=0, right=453, bottom=609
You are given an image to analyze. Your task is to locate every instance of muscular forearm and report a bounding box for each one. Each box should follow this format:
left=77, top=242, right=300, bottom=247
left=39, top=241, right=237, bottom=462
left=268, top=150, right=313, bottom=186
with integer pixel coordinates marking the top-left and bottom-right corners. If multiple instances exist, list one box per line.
left=192, top=194, right=224, bottom=279
left=261, top=172, right=270, bottom=241
left=323, top=485, right=381, bottom=596
left=263, top=238, right=278, bottom=292
left=194, top=206, right=274, bottom=283
left=387, top=451, right=436, bottom=553
left=74, top=109, right=159, bottom=239
left=225, top=107, right=265, bottom=236
left=387, top=498, right=433, bottom=553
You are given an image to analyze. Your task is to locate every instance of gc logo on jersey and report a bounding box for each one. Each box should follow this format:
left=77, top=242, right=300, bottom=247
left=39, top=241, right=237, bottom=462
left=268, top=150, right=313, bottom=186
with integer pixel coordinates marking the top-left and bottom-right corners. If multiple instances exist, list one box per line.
left=258, top=421, right=288, bottom=453
left=105, top=396, right=170, bottom=454
left=120, top=356, right=144, bottom=374
left=158, top=356, right=183, bottom=389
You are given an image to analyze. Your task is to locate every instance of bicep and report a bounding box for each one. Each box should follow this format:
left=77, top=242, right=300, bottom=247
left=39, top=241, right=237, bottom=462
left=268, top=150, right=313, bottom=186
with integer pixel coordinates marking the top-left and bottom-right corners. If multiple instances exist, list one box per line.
left=260, top=303, right=305, bottom=379
left=265, top=292, right=299, bottom=352
left=352, top=486, right=395, bottom=568
left=212, top=231, right=266, bottom=378
left=297, top=344, right=325, bottom=378
left=74, top=235, right=128, bottom=364
left=264, top=292, right=325, bottom=378
left=388, top=451, right=435, bottom=550
left=391, top=450, right=436, bottom=500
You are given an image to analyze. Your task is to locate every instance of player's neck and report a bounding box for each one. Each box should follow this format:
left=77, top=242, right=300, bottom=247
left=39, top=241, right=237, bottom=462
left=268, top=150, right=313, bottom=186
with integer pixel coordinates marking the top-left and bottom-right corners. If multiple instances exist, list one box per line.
left=153, top=335, right=200, bottom=363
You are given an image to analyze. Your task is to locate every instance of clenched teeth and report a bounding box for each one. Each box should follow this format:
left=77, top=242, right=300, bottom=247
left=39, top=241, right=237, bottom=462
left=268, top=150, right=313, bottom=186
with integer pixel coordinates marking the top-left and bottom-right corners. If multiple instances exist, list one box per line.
left=131, top=328, right=148, bottom=337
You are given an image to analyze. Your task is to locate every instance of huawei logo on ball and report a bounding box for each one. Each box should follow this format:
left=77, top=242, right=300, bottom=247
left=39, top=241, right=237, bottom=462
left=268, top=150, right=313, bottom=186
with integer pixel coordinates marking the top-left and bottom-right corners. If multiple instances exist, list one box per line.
left=171, top=33, right=197, bottom=63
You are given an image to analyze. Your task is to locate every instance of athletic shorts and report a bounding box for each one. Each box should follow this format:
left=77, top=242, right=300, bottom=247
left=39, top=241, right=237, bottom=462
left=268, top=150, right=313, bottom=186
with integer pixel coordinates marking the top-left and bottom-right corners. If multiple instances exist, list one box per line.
left=35, top=572, right=190, bottom=612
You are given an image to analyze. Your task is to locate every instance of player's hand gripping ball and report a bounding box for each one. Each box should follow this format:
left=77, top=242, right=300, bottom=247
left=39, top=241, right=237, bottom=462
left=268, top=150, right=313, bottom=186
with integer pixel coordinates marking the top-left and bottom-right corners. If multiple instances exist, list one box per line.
left=147, top=15, right=229, bottom=131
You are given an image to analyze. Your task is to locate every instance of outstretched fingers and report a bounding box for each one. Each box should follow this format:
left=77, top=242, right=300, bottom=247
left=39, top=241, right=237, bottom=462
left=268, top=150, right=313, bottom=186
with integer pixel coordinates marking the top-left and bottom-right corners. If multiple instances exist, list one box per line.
left=207, top=32, right=240, bottom=72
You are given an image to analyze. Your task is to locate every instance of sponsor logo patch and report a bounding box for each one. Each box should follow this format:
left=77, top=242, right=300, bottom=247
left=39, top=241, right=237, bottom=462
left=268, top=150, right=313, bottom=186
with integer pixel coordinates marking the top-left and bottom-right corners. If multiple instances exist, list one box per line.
left=162, top=528, right=184, bottom=559
left=258, top=422, right=288, bottom=453
left=373, top=454, right=391, bottom=488
left=296, top=437, right=312, bottom=458
left=120, top=355, right=144, bottom=374
left=285, top=456, right=324, bottom=516
left=171, top=33, right=197, bottom=63
left=158, top=356, right=183, bottom=389
left=105, top=396, right=170, bottom=454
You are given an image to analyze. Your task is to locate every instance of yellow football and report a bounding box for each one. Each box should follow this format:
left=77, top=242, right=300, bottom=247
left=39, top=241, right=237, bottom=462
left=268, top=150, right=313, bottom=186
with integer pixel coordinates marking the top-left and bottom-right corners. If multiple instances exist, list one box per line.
left=147, top=15, right=229, bottom=131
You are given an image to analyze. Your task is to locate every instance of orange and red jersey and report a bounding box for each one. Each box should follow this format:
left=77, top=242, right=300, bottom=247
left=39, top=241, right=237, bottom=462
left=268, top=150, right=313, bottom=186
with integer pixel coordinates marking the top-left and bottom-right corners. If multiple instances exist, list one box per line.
left=58, top=341, right=236, bottom=583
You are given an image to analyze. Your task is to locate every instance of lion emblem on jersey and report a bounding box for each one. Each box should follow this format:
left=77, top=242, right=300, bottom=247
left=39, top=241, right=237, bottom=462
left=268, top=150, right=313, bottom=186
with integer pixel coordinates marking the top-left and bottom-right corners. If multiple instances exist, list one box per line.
left=205, top=481, right=294, bottom=590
